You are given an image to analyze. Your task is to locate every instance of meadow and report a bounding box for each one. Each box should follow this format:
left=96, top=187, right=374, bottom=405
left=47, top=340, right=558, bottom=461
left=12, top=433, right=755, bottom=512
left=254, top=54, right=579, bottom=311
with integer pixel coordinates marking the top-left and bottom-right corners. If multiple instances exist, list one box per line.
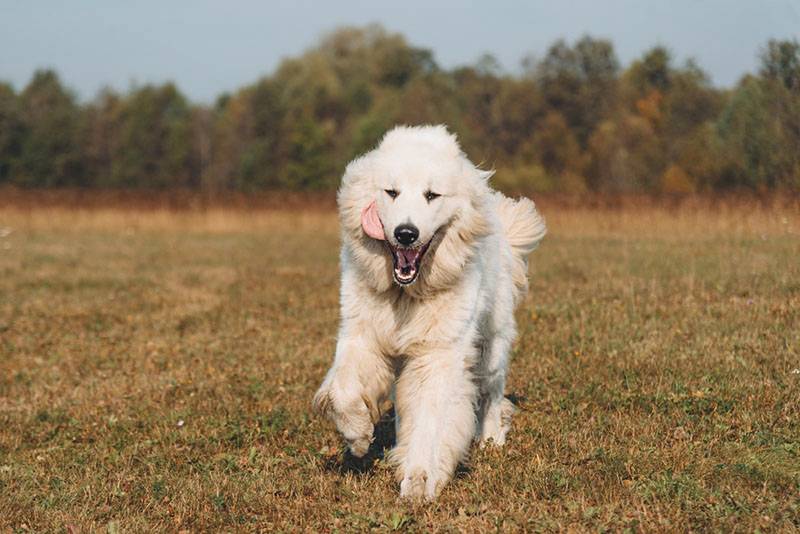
left=0, top=197, right=798, bottom=532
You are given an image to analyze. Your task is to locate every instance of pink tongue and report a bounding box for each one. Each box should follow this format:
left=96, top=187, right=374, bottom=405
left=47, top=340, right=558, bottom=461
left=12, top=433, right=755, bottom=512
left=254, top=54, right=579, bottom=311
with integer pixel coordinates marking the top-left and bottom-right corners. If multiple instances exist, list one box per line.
left=397, top=248, right=418, bottom=268
left=361, top=201, right=385, bottom=240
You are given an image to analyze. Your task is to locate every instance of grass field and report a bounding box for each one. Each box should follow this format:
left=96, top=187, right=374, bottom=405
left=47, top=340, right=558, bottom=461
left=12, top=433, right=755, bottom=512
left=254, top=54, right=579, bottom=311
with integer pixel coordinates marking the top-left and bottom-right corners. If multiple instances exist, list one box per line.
left=1, top=199, right=798, bottom=532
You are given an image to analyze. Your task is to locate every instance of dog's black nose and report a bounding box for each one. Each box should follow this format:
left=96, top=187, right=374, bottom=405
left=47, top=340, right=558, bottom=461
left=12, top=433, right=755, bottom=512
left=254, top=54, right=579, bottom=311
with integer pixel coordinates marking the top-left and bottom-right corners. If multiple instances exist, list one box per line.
left=394, top=224, right=419, bottom=246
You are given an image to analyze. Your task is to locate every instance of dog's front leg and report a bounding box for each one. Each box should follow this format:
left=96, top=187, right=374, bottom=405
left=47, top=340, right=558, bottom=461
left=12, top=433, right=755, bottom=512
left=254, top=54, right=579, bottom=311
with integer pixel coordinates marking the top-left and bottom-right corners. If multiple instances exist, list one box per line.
left=312, top=335, right=393, bottom=457
left=390, top=346, right=478, bottom=500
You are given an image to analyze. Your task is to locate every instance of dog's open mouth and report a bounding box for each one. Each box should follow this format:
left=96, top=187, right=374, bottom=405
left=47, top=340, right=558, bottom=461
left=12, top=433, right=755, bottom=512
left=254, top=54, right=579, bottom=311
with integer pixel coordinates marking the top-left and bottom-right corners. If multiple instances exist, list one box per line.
left=388, top=239, right=432, bottom=285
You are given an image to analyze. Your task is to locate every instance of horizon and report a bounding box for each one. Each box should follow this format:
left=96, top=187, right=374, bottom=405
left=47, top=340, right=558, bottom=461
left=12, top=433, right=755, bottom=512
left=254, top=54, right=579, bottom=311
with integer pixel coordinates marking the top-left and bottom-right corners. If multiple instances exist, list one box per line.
left=1, top=1, right=799, bottom=103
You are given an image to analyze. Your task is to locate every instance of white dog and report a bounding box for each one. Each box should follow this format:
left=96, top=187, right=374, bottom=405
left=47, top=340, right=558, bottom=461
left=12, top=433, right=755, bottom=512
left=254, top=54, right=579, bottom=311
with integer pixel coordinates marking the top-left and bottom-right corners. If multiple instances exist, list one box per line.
left=313, top=125, right=546, bottom=500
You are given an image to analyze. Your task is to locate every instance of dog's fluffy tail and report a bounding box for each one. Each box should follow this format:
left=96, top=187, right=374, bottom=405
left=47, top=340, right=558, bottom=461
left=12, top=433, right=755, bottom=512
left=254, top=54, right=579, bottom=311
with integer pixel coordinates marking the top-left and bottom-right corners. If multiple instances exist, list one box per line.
left=496, top=194, right=546, bottom=298
left=497, top=195, right=546, bottom=257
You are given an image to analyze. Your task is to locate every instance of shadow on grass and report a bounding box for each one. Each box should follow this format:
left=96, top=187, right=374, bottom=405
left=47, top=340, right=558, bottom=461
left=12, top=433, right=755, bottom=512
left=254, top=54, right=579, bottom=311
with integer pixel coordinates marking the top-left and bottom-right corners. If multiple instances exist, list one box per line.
left=323, top=406, right=475, bottom=480
left=507, top=392, right=527, bottom=408
left=324, top=408, right=398, bottom=475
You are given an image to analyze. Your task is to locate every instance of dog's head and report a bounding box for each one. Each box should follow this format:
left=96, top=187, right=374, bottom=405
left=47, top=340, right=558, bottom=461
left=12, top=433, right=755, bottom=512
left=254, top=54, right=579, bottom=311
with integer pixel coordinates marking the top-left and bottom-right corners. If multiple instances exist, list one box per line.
left=339, top=125, right=492, bottom=292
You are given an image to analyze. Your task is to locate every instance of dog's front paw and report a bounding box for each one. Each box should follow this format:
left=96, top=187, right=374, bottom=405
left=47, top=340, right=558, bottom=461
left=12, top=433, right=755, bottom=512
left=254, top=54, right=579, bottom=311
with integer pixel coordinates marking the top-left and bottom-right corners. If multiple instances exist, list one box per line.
left=399, top=468, right=444, bottom=501
left=399, top=469, right=427, bottom=501
left=479, top=397, right=515, bottom=447
left=313, top=385, right=378, bottom=458
left=347, top=435, right=373, bottom=458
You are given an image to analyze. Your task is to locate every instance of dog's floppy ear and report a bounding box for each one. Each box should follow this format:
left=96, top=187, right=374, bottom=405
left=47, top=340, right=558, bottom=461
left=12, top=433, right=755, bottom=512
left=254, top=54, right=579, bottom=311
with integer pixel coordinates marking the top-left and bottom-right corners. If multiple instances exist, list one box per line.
left=361, top=200, right=385, bottom=240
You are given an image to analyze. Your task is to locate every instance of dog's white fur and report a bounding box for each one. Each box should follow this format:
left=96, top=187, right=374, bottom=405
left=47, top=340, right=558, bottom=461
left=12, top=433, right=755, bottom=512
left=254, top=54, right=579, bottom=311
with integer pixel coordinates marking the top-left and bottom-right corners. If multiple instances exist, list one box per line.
left=313, top=125, right=546, bottom=500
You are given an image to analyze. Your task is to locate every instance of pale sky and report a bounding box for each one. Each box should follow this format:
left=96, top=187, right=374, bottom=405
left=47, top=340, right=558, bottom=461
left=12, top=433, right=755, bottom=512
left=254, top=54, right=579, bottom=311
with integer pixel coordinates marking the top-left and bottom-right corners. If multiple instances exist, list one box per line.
left=1, top=0, right=798, bottom=103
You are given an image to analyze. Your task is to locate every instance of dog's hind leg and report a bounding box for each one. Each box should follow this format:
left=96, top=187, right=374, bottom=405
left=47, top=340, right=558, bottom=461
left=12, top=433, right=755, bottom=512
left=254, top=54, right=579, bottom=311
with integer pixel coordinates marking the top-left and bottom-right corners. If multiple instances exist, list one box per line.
left=313, top=335, right=394, bottom=457
left=389, top=346, right=478, bottom=500
left=477, top=332, right=515, bottom=447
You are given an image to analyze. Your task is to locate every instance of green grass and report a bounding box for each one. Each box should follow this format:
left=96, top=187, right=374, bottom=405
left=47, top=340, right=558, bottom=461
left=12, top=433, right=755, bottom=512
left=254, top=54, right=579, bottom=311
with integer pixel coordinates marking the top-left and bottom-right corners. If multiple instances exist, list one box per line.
left=0, top=204, right=798, bottom=531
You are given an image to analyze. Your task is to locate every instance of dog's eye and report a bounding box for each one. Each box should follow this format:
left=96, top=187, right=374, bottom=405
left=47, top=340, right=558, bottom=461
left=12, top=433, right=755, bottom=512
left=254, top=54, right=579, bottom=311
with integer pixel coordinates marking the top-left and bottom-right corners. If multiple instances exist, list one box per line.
left=424, top=191, right=441, bottom=202
left=385, top=189, right=399, bottom=199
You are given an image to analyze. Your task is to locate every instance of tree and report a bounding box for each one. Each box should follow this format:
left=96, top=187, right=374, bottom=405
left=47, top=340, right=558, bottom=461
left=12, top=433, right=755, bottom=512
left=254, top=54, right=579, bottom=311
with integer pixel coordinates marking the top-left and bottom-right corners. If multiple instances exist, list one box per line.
left=536, top=36, right=620, bottom=144
left=0, top=27, right=796, bottom=193
left=758, top=39, right=800, bottom=189
left=14, top=70, right=83, bottom=186
left=628, top=46, right=672, bottom=94
left=0, top=83, right=23, bottom=183
left=110, top=83, right=194, bottom=188
left=525, top=112, right=584, bottom=177
left=716, top=77, right=794, bottom=189
left=82, top=88, right=123, bottom=187
left=760, top=39, right=800, bottom=93
left=283, top=116, right=336, bottom=189
left=587, top=114, right=662, bottom=192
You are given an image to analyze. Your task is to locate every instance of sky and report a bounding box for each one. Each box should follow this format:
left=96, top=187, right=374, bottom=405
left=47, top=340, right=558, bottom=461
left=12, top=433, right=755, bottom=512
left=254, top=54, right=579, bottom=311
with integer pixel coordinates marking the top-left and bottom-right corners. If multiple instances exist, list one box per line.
left=1, top=0, right=798, bottom=103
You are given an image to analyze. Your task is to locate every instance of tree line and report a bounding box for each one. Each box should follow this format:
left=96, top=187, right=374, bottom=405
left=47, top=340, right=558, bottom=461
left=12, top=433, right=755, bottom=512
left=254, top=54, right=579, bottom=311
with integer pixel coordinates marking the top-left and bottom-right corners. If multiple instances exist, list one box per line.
left=1, top=25, right=798, bottom=194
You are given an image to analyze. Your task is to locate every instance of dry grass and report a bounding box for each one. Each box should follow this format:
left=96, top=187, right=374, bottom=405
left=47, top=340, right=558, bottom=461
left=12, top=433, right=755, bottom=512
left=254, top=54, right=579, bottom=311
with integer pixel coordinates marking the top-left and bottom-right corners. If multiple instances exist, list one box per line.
left=0, top=199, right=798, bottom=532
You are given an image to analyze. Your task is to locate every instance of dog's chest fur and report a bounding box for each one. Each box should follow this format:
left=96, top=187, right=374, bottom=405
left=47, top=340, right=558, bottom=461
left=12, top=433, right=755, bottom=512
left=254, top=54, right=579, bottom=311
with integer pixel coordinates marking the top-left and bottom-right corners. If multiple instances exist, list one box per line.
left=346, top=273, right=485, bottom=358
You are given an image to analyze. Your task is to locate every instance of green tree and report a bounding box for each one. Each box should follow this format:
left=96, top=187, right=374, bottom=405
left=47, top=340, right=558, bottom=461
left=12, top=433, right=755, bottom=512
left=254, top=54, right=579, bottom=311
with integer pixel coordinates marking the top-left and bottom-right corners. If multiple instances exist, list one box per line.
left=82, top=88, right=123, bottom=187
left=628, top=46, right=672, bottom=94
left=760, top=38, right=800, bottom=92
left=284, top=116, right=336, bottom=189
left=535, top=36, right=620, bottom=144
left=235, top=79, right=290, bottom=189
left=14, top=70, right=83, bottom=186
left=0, top=83, right=23, bottom=183
left=716, top=77, right=793, bottom=189
left=110, top=83, right=194, bottom=188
